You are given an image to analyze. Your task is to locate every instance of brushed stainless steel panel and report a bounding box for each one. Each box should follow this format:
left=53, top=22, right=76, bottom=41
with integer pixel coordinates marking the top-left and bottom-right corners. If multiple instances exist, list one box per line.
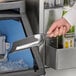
left=46, top=44, right=76, bottom=70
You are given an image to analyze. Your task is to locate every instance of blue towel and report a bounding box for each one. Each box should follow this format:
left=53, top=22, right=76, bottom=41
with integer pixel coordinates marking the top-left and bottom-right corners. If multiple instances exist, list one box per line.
left=0, top=19, right=33, bottom=68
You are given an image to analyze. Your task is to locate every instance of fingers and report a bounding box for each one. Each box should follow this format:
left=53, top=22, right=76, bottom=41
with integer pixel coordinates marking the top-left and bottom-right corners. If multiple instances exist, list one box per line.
left=47, top=26, right=67, bottom=37
left=59, top=26, right=63, bottom=36
left=47, top=22, right=57, bottom=35
left=53, top=28, right=59, bottom=37
left=48, top=28, right=58, bottom=38
left=47, top=18, right=71, bottom=38
left=0, top=0, right=4, bottom=2
left=63, top=26, right=67, bottom=35
left=47, top=18, right=64, bottom=37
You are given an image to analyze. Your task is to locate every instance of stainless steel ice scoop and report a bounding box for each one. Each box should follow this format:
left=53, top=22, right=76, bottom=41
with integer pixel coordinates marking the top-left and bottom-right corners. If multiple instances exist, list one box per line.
left=10, top=33, right=47, bottom=53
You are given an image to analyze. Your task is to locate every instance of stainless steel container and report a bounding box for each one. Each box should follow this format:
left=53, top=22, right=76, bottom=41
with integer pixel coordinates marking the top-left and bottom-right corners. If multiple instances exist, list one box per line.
left=46, top=43, right=76, bottom=70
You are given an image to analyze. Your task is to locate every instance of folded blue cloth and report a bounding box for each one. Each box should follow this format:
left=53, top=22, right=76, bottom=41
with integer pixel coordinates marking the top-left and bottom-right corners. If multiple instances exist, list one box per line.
left=0, top=19, right=34, bottom=68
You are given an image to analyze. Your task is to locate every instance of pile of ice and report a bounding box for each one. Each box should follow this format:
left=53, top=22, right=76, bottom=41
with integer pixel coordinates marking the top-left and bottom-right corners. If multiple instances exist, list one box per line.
left=0, top=59, right=29, bottom=72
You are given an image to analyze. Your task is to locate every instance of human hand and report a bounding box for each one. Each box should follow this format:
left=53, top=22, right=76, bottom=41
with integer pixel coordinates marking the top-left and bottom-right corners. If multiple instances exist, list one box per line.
left=47, top=18, right=71, bottom=37
left=0, top=0, right=4, bottom=2
left=0, top=0, right=5, bottom=2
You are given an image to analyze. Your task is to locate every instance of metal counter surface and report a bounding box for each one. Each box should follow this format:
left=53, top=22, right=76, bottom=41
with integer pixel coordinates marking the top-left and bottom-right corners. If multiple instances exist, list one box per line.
left=45, top=68, right=76, bottom=76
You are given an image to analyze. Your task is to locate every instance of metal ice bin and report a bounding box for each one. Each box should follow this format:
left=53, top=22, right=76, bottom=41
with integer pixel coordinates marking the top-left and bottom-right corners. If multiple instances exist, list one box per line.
left=46, top=41, right=76, bottom=70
